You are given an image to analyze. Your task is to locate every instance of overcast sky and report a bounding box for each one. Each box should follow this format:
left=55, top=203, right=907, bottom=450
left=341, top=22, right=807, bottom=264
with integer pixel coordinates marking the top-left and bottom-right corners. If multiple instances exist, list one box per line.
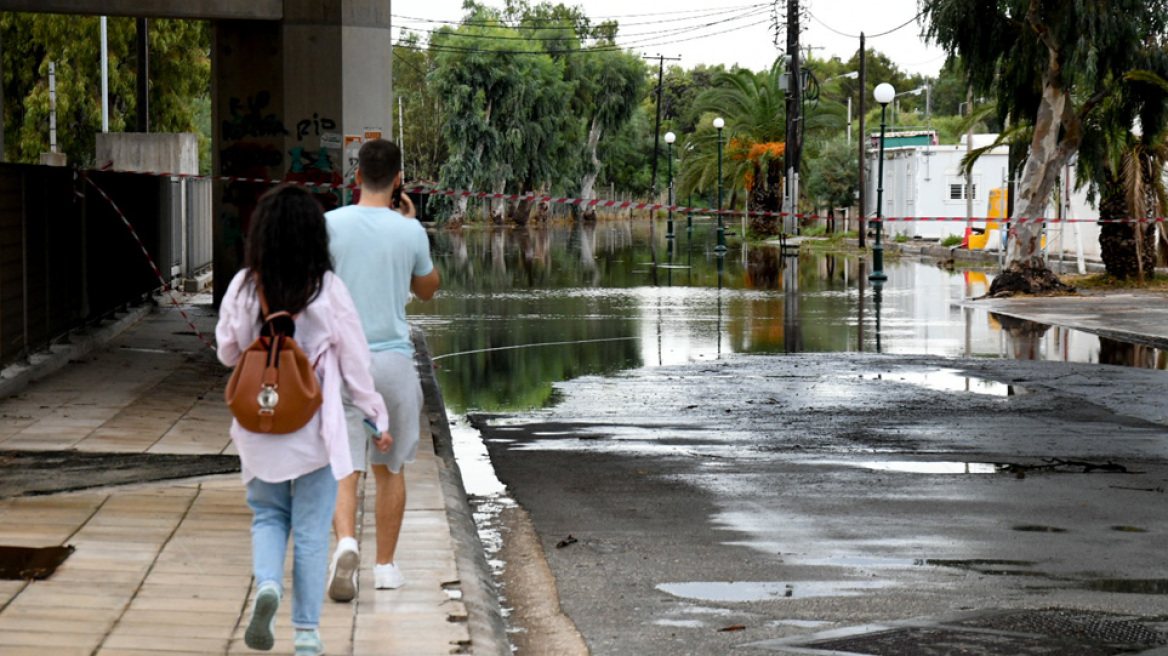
left=393, top=0, right=948, bottom=77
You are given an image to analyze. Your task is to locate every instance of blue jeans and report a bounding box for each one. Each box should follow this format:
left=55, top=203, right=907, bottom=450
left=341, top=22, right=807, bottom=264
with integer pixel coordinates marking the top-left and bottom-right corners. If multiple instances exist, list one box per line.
left=246, top=465, right=338, bottom=629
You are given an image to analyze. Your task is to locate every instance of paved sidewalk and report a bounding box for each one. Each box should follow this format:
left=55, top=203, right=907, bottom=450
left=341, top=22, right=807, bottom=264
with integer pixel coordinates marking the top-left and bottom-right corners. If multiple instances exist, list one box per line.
left=0, top=298, right=504, bottom=655
left=967, top=291, right=1168, bottom=349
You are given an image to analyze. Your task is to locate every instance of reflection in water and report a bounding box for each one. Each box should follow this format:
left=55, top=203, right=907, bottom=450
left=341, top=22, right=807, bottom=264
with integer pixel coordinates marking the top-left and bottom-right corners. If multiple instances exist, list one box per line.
left=657, top=580, right=894, bottom=603
left=418, top=220, right=1168, bottom=414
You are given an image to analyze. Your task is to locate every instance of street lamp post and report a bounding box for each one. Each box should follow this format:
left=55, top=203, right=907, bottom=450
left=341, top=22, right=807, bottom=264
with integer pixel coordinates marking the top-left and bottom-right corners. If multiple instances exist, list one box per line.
left=870, top=83, right=894, bottom=282
left=714, top=117, right=726, bottom=252
left=665, top=131, right=676, bottom=239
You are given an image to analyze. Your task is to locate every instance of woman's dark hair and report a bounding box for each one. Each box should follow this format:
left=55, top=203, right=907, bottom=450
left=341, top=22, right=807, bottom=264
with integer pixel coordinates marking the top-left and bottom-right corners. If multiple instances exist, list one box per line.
left=243, top=185, right=332, bottom=316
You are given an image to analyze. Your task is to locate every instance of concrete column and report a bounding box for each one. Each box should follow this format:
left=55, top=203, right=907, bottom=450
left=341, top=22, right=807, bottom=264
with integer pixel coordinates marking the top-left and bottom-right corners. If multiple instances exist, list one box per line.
left=211, top=19, right=284, bottom=305
left=211, top=1, right=394, bottom=306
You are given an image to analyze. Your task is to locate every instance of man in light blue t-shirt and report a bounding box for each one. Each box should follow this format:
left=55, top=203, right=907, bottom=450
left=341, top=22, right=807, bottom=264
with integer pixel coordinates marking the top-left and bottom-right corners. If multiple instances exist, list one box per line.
left=323, top=139, right=440, bottom=600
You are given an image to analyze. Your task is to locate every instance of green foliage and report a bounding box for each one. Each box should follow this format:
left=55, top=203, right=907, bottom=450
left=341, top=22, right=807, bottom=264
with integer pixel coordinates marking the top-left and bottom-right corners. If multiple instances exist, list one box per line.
left=428, top=2, right=649, bottom=220
left=804, top=136, right=858, bottom=212
left=940, top=235, right=963, bottom=247
left=597, top=107, right=652, bottom=196
left=393, top=34, right=446, bottom=182
left=2, top=14, right=210, bottom=167
left=925, top=0, right=1168, bottom=131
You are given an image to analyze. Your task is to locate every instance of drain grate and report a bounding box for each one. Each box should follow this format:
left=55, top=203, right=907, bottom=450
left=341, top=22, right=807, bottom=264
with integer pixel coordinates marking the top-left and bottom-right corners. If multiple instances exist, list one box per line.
left=774, top=609, right=1168, bottom=656
left=956, top=609, right=1168, bottom=648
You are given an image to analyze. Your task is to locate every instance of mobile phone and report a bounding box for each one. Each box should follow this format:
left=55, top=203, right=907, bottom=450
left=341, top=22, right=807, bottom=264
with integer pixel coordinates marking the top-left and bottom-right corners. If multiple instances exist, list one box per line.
left=391, top=185, right=403, bottom=210
left=363, top=419, right=380, bottom=441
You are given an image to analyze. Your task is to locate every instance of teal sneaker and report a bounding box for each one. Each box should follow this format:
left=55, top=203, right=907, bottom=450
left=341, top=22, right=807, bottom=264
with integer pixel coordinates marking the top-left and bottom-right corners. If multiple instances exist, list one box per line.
left=244, top=583, right=280, bottom=651
left=294, top=628, right=325, bottom=656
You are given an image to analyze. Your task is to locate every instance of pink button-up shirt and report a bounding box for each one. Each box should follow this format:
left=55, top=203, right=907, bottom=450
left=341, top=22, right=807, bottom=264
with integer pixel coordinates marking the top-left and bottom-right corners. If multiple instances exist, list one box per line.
left=216, top=270, right=388, bottom=483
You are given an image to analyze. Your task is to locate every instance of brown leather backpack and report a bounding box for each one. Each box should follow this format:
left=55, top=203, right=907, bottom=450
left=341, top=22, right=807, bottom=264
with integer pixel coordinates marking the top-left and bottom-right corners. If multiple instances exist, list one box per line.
left=224, top=285, right=323, bottom=434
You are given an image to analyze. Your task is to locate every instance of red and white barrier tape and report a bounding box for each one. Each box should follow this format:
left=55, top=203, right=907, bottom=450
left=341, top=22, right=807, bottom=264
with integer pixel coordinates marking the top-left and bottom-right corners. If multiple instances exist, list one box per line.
left=83, top=173, right=217, bottom=351
left=86, top=166, right=1157, bottom=225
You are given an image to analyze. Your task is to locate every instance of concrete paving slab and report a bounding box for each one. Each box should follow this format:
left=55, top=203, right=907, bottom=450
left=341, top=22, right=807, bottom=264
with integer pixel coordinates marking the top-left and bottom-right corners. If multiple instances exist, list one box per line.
left=0, top=298, right=508, bottom=655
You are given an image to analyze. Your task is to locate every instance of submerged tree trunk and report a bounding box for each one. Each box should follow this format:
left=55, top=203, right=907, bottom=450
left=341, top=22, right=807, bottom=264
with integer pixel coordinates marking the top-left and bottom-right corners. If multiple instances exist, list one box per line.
left=512, top=181, right=536, bottom=226
left=580, top=117, right=603, bottom=222
left=534, top=182, right=551, bottom=223
left=748, top=157, right=783, bottom=236
left=490, top=174, right=507, bottom=225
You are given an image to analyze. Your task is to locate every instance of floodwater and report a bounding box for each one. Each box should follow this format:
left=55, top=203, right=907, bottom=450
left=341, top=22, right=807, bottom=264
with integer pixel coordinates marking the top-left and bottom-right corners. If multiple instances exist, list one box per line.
left=416, top=217, right=1164, bottom=418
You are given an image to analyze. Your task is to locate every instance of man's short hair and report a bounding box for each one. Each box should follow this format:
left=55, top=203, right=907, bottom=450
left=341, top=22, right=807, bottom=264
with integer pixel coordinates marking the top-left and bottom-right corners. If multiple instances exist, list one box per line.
left=357, top=139, right=401, bottom=192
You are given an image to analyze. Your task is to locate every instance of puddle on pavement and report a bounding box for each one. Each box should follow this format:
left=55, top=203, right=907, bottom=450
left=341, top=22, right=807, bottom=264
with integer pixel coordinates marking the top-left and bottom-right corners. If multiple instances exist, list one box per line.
left=656, top=580, right=895, bottom=603
left=654, top=619, right=706, bottom=628
left=853, top=369, right=1028, bottom=396
left=1081, top=579, right=1168, bottom=594
left=771, top=619, right=833, bottom=628
left=815, top=460, right=1008, bottom=474
left=787, top=556, right=1038, bottom=576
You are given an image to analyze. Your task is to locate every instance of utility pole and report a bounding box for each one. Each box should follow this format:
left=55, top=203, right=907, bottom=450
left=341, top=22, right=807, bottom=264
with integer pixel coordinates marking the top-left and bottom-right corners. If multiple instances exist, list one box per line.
left=646, top=54, right=681, bottom=200
left=965, top=86, right=973, bottom=242
left=136, top=18, right=149, bottom=133
left=857, top=33, right=866, bottom=248
left=783, top=0, right=802, bottom=234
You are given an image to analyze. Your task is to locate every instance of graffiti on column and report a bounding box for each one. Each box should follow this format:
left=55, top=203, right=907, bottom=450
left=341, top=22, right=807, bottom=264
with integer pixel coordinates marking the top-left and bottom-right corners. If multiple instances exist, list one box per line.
left=296, top=113, right=337, bottom=141
left=287, top=145, right=343, bottom=211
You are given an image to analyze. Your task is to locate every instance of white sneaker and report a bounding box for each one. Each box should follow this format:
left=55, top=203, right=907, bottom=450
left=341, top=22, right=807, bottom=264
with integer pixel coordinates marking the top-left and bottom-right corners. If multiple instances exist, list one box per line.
left=327, top=537, right=359, bottom=602
left=374, top=562, right=406, bottom=589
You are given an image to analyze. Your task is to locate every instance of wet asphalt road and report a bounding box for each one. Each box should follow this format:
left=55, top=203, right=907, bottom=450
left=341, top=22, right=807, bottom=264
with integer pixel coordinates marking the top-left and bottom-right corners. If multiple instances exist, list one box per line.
left=471, top=353, right=1168, bottom=655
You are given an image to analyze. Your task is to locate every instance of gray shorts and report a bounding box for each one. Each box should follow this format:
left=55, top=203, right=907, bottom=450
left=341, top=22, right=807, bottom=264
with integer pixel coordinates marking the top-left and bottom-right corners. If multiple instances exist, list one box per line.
left=342, top=351, right=423, bottom=474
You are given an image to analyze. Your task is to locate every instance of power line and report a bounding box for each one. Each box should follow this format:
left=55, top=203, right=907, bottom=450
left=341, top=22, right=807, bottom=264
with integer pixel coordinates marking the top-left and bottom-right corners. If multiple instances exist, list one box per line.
left=395, top=6, right=766, bottom=44
left=392, top=4, right=769, bottom=29
left=807, top=10, right=923, bottom=40
left=398, top=9, right=771, bottom=57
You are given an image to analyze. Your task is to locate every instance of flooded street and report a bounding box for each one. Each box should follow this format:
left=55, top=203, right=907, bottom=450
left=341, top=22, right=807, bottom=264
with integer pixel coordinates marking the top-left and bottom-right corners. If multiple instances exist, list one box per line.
left=419, top=219, right=1164, bottom=418
left=414, top=220, right=1168, bottom=655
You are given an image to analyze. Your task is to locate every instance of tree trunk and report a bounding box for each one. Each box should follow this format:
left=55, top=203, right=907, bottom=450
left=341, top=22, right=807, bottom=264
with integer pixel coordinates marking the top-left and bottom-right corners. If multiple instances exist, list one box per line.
left=748, top=157, right=783, bottom=236
left=1099, top=178, right=1156, bottom=279
left=512, top=181, right=535, bottom=226
left=535, top=182, right=551, bottom=223
left=490, top=174, right=507, bottom=225
left=991, top=50, right=1079, bottom=297
left=580, top=117, right=603, bottom=222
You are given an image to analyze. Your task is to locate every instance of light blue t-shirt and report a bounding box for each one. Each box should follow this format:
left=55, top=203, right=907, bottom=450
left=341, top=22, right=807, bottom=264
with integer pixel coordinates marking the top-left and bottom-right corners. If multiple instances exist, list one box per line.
left=325, top=205, right=435, bottom=356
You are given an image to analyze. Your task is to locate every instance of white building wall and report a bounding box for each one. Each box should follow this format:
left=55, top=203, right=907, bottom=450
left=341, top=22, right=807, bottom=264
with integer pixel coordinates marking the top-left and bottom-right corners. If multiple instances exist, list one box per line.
left=864, top=135, right=1117, bottom=266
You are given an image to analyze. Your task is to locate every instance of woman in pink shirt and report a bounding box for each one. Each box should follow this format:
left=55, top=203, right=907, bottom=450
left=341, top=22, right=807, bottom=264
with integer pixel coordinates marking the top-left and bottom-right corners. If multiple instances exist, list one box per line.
left=216, top=186, right=392, bottom=656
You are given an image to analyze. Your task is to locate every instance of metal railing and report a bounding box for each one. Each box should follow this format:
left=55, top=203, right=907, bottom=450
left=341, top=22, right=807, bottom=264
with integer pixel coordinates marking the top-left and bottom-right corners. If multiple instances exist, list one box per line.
left=0, top=164, right=180, bottom=366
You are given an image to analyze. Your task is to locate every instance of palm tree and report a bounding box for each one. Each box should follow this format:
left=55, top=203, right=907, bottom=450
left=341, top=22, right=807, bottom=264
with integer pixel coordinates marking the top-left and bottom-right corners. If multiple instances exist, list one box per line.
left=679, top=60, right=846, bottom=236
left=1095, top=140, right=1168, bottom=280
left=1075, top=71, right=1168, bottom=281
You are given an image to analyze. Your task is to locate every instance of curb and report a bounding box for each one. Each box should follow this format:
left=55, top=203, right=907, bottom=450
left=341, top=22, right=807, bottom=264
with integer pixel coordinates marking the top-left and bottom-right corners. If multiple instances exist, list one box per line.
left=412, top=327, right=511, bottom=656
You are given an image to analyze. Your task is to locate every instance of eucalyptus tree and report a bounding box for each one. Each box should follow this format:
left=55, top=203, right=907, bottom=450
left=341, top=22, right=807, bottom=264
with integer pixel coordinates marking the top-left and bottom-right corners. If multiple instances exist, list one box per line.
left=430, top=3, right=576, bottom=224
left=573, top=49, right=648, bottom=220
left=923, top=0, right=1168, bottom=293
